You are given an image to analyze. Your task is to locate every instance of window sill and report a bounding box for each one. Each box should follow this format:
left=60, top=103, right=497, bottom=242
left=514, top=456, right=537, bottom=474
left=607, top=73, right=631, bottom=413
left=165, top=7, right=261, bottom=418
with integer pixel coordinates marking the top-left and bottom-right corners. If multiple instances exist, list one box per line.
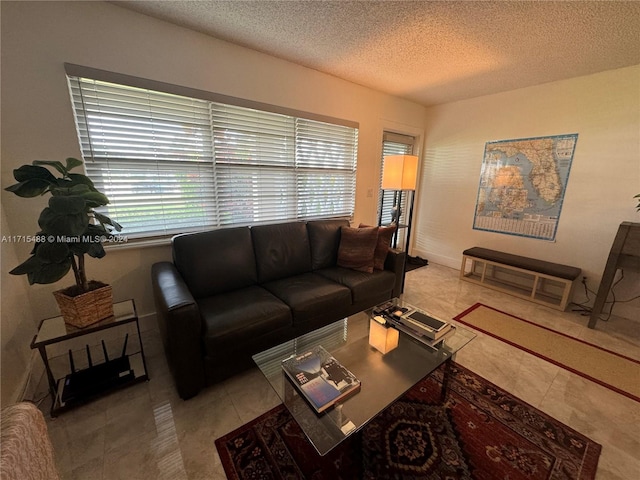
left=103, top=236, right=172, bottom=252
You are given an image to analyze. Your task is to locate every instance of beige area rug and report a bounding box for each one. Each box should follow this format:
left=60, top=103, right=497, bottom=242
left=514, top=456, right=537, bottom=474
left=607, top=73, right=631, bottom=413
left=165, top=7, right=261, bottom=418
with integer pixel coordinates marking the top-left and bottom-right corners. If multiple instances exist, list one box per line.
left=454, top=303, right=640, bottom=403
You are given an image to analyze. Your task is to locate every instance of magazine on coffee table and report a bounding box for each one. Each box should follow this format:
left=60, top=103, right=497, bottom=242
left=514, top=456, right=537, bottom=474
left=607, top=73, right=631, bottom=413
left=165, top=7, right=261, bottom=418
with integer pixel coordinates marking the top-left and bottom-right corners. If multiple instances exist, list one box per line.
left=281, top=345, right=361, bottom=413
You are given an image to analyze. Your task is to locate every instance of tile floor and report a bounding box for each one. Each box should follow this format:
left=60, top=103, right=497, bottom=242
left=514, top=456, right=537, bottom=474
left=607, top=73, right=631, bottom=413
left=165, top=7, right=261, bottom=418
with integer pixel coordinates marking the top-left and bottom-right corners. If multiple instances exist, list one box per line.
left=40, top=263, right=640, bottom=479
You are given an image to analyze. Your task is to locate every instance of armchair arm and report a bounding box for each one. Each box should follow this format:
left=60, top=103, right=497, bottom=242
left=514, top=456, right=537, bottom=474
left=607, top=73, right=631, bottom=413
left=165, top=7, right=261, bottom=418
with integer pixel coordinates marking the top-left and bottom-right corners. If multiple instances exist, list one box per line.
left=1, top=402, right=59, bottom=480
left=151, top=262, right=204, bottom=399
left=384, top=249, right=407, bottom=298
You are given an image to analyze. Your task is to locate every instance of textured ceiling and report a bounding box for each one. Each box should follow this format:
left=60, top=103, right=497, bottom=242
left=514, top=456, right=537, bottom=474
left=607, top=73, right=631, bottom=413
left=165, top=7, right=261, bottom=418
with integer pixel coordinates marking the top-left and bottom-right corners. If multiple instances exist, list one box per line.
left=113, top=1, right=640, bottom=106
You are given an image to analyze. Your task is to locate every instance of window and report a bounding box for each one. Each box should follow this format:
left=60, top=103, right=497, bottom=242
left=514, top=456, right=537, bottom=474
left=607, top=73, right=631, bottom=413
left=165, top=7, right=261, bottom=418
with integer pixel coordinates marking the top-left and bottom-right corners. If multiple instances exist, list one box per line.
left=67, top=75, right=358, bottom=239
left=378, top=132, right=415, bottom=246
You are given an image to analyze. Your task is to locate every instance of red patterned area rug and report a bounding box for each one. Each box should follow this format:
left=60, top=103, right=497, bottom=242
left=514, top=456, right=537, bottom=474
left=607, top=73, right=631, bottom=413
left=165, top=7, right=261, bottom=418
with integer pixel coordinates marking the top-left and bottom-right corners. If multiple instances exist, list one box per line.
left=215, top=363, right=601, bottom=479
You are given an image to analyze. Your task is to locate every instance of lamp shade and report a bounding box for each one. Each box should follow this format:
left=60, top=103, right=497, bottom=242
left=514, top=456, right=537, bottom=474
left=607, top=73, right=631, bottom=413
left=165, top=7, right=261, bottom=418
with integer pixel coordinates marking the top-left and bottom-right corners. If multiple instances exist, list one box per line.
left=381, top=155, right=418, bottom=190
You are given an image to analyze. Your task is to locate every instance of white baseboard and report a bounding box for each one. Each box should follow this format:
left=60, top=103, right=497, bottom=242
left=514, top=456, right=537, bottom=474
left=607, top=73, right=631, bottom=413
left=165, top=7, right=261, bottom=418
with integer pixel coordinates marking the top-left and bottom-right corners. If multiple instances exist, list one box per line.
left=139, top=311, right=159, bottom=332
left=410, top=249, right=459, bottom=270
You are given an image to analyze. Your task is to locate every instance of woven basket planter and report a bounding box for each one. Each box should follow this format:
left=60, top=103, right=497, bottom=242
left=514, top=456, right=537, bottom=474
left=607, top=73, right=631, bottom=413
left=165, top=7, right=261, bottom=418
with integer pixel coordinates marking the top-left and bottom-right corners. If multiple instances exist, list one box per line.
left=53, top=282, right=114, bottom=328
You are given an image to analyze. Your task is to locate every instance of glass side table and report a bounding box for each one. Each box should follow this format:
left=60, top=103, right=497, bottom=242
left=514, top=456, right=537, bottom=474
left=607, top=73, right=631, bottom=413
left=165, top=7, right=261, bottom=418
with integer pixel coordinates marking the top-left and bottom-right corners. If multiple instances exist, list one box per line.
left=31, top=299, right=149, bottom=417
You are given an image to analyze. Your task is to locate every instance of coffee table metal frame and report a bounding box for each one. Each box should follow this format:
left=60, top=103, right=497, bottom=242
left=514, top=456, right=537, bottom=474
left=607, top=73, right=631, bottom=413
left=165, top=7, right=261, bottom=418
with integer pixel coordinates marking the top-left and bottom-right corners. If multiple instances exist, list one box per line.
left=252, top=300, right=475, bottom=456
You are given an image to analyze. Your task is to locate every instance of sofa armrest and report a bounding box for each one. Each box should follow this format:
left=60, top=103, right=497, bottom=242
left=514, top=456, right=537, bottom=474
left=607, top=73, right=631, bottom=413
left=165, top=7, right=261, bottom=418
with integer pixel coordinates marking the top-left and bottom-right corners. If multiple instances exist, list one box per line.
left=384, top=248, right=407, bottom=298
left=151, top=262, right=204, bottom=399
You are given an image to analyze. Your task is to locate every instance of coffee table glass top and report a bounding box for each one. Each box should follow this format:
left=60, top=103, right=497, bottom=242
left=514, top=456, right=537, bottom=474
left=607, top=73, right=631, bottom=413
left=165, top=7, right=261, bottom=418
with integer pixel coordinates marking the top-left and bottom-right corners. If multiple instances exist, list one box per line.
left=252, top=301, right=475, bottom=456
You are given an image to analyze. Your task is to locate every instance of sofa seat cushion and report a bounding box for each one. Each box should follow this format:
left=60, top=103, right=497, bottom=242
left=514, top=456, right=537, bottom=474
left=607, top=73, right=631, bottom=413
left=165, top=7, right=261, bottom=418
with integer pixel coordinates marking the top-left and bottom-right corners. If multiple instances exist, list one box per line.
left=262, top=273, right=352, bottom=324
left=316, top=267, right=396, bottom=303
left=198, top=286, right=292, bottom=351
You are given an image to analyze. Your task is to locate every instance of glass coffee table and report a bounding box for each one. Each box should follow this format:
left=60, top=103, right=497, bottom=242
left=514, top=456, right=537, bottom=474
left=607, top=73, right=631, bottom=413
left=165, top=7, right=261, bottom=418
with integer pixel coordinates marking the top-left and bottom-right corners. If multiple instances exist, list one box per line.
left=252, top=300, right=475, bottom=455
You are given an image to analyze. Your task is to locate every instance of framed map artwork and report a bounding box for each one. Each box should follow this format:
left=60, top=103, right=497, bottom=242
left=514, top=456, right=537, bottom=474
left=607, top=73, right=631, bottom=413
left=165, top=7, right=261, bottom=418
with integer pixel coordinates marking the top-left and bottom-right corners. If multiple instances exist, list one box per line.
left=473, top=134, right=578, bottom=241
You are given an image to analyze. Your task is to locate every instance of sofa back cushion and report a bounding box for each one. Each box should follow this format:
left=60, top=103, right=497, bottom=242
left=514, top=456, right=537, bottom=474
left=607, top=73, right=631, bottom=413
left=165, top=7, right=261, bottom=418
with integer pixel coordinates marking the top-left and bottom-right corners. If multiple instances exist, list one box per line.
left=251, top=222, right=312, bottom=283
left=172, top=227, right=258, bottom=298
left=307, top=219, right=350, bottom=270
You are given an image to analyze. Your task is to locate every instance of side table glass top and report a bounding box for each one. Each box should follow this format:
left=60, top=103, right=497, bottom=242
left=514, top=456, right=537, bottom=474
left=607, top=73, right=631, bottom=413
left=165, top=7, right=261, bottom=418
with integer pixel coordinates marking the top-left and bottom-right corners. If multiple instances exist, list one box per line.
left=32, top=299, right=137, bottom=347
left=252, top=302, right=475, bottom=456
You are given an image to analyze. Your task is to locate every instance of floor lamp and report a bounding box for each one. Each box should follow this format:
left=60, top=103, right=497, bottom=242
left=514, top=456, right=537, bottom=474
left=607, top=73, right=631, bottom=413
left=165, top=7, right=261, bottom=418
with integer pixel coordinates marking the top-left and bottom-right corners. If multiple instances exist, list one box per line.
left=380, top=154, right=418, bottom=253
left=380, top=154, right=418, bottom=293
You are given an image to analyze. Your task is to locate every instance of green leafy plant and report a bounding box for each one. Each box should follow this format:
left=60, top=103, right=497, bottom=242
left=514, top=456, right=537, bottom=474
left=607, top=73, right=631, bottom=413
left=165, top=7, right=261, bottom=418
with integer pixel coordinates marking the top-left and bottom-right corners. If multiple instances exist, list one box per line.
left=5, top=158, right=121, bottom=294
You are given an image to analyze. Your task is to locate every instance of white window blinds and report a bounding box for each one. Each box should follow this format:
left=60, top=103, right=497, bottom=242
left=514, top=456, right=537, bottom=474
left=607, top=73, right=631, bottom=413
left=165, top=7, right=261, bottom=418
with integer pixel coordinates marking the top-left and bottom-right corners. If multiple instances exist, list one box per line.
left=67, top=76, right=358, bottom=239
left=211, top=103, right=296, bottom=225
left=295, top=119, right=357, bottom=219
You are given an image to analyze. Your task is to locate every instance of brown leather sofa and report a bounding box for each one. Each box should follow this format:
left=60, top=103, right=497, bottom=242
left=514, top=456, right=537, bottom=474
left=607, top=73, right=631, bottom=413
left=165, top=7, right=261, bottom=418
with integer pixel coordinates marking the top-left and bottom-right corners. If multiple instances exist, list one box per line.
left=151, top=219, right=405, bottom=399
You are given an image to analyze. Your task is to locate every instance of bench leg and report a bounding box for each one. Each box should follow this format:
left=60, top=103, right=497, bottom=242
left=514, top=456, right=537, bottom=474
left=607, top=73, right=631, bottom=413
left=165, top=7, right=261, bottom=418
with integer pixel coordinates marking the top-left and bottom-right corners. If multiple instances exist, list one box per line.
left=559, top=279, right=574, bottom=311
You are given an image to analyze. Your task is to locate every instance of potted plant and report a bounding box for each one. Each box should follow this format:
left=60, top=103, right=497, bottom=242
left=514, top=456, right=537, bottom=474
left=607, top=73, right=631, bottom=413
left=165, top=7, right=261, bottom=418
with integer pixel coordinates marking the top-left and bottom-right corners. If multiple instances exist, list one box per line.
left=5, top=157, right=122, bottom=328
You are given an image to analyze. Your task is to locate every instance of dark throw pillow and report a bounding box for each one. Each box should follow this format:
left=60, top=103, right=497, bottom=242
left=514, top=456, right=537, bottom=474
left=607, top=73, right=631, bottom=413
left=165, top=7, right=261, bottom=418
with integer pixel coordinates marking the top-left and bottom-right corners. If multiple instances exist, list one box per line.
left=337, top=226, right=379, bottom=273
left=360, top=223, right=397, bottom=270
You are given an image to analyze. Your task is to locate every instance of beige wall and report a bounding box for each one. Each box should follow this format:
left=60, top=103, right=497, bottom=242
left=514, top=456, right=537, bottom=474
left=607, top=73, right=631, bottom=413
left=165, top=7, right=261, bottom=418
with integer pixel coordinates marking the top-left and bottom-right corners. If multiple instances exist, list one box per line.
left=0, top=2, right=426, bottom=402
left=414, top=65, right=640, bottom=318
left=0, top=202, right=37, bottom=406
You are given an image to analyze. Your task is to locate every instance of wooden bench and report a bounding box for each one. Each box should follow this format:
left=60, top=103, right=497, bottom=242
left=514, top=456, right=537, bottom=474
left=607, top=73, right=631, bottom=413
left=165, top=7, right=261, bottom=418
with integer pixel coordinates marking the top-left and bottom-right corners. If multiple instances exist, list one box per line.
left=460, top=247, right=581, bottom=311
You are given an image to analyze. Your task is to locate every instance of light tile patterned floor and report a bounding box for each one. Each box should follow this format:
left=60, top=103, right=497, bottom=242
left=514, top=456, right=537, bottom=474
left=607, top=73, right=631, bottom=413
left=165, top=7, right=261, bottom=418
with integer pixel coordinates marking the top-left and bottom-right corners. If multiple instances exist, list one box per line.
left=42, top=263, right=640, bottom=479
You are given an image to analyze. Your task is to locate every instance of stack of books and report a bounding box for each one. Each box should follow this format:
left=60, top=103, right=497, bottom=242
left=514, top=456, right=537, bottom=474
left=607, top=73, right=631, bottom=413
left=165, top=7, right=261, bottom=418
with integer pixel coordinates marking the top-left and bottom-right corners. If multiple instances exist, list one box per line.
left=372, top=302, right=454, bottom=349
left=399, top=310, right=452, bottom=342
